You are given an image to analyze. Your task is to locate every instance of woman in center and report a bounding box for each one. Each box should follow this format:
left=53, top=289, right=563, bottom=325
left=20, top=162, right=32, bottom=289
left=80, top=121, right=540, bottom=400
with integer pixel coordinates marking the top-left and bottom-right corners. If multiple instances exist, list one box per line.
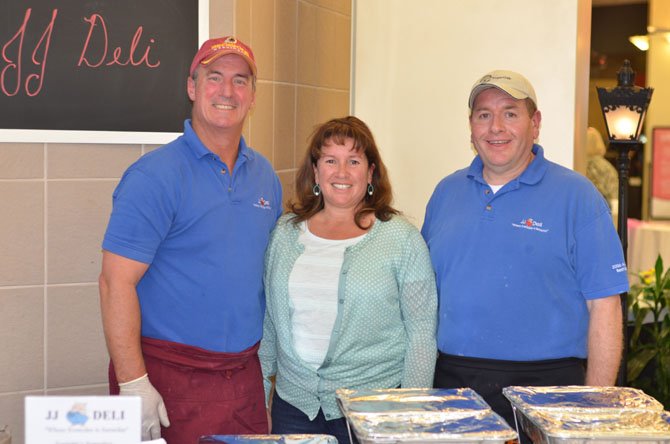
left=259, top=116, right=437, bottom=442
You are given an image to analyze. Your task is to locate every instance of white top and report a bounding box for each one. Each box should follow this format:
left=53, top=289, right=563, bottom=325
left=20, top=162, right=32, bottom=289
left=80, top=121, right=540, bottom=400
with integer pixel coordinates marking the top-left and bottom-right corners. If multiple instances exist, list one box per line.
left=288, top=221, right=366, bottom=369
left=489, top=183, right=504, bottom=193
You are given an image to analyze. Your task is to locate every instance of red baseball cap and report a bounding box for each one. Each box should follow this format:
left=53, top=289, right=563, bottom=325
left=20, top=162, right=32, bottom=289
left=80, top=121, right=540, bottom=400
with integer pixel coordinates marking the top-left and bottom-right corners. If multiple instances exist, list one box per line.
left=189, top=36, right=257, bottom=77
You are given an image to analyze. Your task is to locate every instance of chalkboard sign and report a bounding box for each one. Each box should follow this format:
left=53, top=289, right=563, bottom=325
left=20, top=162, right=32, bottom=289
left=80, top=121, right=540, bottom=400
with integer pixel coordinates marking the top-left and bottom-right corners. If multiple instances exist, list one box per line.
left=0, top=0, right=201, bottom=137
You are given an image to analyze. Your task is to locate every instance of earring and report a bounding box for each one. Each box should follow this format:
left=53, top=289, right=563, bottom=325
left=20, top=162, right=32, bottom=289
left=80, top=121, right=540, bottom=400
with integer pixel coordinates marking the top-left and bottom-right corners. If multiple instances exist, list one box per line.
left=367, top=183, right=374, bottom=196
left=313, top=184, right=321, bottom=196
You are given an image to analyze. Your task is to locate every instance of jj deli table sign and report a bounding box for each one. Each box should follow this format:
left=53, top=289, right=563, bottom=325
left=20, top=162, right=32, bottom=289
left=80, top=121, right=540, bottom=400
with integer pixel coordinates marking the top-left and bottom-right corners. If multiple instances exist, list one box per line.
left=25, top=396, right=140, bottom=444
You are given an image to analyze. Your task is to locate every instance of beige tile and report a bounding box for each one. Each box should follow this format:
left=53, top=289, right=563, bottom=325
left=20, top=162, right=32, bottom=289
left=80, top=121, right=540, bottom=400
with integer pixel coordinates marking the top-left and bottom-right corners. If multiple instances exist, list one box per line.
left=275, top=0, right=297, bottom=83
left=0, top=288, right=44, bottom=392
left=296, top=86, right=318, bottom=149
left=48, top=144, right=141, bottom=179
left=47, top=181, right=118, bottom=284
left=0, top=143, right=43, bottom=179
left=296, top=86, right=350, bottom=150
left=251, top=0, right=275, bottom=81
left=314, top=7, right=336, bottom=89
left=320, top=88, right=350, bottom=118
left=329, top=12, right=351, bottom=90
left=236, top=0, right=252, bottom=44
left=249, top=82, right=274, bottom=162
left=0, top=391, right=42, bottom=444
left=47, top=285, right=109, bottom=388
left=278, top=170, right=297, bottom=210
left=46, top=384, right=109, bottom=396
left=294, top=139, right=310, bottom=174
left=297, top=2, right=318, bottom=85
left=274, top=84, right=296, bottom=170
left=0, top=182, right=44, bottom=286
left=313, top=7, right=350, bottom=89
left=298, top=3, right=350, bottom=89
left=303, top=0, right=351, bottom=15
left=209, top=0, right=235, bottom=37
left=143, top=144, right=162, bottom=154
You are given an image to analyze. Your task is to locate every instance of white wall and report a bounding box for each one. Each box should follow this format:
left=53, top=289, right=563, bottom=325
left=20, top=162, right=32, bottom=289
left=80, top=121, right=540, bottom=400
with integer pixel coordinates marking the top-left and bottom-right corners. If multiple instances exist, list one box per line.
left=352, top=0, right=591, bottom=225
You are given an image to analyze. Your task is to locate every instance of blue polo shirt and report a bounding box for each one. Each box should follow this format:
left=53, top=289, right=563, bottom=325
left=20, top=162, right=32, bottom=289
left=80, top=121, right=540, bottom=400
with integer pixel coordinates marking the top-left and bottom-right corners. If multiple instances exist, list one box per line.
left=421, top=145, right=628, bottom=360
left=102, top=120, right=282, bottom=352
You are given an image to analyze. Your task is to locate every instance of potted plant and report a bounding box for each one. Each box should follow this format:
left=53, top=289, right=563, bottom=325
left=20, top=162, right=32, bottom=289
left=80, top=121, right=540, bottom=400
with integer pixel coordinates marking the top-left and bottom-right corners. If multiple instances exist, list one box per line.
left=627, top=254, right=670, bottom=408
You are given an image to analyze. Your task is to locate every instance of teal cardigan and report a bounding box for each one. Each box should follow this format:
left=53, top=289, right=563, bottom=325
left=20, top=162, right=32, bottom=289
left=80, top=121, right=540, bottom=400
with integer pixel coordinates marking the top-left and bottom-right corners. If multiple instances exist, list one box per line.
left=259, top=214, right=437, bottom=420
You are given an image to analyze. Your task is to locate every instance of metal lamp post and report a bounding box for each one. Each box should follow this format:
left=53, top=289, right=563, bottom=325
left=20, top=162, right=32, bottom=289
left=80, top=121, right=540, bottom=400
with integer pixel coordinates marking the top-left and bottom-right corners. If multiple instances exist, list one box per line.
left=596, top=59, right=653, bottom=386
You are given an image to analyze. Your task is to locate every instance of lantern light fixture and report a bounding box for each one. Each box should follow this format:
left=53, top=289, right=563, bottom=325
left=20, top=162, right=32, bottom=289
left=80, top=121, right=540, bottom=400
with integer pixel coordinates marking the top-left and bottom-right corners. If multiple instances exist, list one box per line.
left=596, top=60, right=653, bottom=387
left=597, top=60, right=653, bottom=143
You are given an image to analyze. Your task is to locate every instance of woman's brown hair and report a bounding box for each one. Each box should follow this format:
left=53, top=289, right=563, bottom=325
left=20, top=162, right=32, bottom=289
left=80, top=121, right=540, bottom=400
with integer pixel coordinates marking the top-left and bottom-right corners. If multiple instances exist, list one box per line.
left=290, top=116, right=398, bottom=229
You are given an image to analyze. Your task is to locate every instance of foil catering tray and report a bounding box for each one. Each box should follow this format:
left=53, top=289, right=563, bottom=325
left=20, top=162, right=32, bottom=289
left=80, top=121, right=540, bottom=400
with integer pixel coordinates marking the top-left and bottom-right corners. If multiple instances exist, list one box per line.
left=336, top=388, right=517, bottom=444
left=503, top=386, right=670, bottom=444
left=199, top=435, right=338, bottom=444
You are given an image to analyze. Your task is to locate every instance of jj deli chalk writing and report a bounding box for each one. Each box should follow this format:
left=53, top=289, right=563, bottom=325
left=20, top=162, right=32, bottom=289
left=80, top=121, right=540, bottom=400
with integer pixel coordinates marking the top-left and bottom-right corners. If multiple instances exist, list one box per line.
left=1, top=8, right=160, bottom=98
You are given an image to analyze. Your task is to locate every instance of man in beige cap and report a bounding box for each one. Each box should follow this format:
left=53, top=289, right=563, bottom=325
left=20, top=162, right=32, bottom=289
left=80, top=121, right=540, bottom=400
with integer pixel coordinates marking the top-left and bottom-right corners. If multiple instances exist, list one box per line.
left=422, top=70, right=627, bottom=442
left=99, top=36, right=282, bottom=443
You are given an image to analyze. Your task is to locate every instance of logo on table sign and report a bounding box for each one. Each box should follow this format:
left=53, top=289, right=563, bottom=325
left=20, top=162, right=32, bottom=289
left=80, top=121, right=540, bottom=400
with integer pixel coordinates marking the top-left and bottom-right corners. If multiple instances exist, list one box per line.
left=512, top=217, right=549, bottom=233
left=43, top=402, right=128, bottom=431
left=66, top=403, right=89, bottom=426
left=253, top=197, right=272, bottom=210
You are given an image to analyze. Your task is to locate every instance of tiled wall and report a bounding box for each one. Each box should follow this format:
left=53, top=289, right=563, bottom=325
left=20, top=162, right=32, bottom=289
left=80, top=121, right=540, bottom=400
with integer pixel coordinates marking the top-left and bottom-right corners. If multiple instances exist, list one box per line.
left=0, top=1, right=350, bottom=442
left=236, top=0, right=352, bottom=204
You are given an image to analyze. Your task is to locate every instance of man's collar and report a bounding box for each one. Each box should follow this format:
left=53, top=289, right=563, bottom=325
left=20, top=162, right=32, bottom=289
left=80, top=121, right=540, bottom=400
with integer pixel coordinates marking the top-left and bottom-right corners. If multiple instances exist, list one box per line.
left=183, top=119, right=254, bottom=161
left=518, top=144, right=546, bottom=185
left=467, top=144, right=547, bottom=186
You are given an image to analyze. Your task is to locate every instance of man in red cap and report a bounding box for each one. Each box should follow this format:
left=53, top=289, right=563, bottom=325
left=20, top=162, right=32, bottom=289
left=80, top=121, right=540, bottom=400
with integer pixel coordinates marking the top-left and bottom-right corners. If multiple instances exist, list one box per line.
left=99, top=36, right=282, bottom=443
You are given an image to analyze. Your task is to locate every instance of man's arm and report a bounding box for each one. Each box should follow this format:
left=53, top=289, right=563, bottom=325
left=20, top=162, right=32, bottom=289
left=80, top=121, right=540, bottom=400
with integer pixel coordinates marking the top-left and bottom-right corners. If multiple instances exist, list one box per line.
left=585, top=295, right=623, bottom=385
left=99, top=250, right=170, bottom=439
left=99, top=250, right=149, bottom=382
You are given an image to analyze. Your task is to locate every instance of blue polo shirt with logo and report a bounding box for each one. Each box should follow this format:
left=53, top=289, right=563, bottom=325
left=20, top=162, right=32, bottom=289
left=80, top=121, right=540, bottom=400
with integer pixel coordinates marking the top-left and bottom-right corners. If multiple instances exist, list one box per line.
left=421, top=145, right=628, bottom=360
left=102, top=120, right=282, bottom=352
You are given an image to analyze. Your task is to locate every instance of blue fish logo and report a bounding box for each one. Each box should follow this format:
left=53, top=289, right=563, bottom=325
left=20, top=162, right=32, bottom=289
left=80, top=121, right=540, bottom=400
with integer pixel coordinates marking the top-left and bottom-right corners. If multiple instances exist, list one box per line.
left=66, top=403, right=88, bottom=426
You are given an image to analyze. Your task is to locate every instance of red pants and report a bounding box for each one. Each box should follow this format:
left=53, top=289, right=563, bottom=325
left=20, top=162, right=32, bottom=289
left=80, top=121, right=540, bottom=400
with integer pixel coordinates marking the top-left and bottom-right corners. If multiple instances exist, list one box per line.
left=110, top=337, right=268, bottom=444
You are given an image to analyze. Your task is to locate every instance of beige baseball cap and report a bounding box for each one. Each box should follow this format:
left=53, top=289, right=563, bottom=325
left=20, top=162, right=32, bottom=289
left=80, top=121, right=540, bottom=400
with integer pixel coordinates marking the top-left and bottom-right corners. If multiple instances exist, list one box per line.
left=468, top=70, right=537, bottom=109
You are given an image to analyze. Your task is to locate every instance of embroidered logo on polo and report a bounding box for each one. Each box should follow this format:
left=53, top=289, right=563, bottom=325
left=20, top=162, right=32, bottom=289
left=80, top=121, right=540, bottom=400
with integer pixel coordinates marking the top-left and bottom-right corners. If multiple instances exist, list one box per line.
left=512, top=217, right=549, bottom=233
left=253, top=197, right=272, bottom=210
left=611, top=262, right=627, bottom=273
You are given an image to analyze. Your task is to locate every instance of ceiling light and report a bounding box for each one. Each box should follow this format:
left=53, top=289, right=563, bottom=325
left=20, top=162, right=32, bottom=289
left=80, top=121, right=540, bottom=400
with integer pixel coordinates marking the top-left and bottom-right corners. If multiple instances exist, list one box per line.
left=629, top=27, right=670, bottom=51
left=628, top=35, right=649, bottom=51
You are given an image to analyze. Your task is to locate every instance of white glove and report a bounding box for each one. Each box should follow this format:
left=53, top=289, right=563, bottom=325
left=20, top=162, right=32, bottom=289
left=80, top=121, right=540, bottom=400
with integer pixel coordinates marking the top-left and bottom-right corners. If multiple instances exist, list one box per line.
left=119, top=373, right=170, bottom=441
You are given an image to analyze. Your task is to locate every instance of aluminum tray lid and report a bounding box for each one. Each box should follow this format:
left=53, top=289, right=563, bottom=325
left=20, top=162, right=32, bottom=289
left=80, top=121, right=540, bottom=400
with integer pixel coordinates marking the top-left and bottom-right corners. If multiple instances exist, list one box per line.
left=502, top=386, right=664, bottom=413
left=345, top=409, right=518, bottom=442
left=521, top=409, right=670, bottom=439
left=336, top=388, right=517, bottom=442
left=198, top=435, right=338, bottom=444
left=337, top=388, right=491, bottom=415
left=502, top=386, right=670, bottom=440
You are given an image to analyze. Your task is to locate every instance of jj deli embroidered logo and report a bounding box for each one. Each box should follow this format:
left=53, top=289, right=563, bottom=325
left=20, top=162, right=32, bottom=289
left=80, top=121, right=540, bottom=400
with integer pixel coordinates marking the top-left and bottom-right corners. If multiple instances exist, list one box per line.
left=253, top=196, right=273, bottom=210
left=512, top=217, right=549, bottom=233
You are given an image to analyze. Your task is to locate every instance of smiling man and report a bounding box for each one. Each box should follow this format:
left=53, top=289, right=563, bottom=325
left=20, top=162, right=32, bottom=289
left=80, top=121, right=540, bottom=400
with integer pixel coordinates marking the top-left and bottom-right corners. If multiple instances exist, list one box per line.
left=421, top=70, right=628, bottom=443
left=99, top=37, right=282, bottom=443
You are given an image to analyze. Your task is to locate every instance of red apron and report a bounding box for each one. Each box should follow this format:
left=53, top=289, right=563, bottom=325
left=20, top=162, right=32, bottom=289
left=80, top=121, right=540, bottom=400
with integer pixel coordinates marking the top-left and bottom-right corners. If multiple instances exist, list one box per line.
left=110, top=337, right=268, bottom=444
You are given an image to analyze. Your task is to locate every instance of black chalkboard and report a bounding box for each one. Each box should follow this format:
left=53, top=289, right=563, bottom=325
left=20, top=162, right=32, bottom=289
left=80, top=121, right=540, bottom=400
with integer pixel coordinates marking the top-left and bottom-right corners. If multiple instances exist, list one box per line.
left=0, top=1, right=198, bottom=133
